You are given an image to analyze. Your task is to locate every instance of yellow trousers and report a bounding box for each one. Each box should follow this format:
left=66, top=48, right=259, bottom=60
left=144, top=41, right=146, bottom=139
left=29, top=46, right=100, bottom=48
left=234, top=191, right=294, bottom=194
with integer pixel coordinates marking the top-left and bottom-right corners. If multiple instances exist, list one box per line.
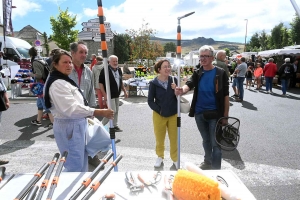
left=153, top=111, right=178, bottom=162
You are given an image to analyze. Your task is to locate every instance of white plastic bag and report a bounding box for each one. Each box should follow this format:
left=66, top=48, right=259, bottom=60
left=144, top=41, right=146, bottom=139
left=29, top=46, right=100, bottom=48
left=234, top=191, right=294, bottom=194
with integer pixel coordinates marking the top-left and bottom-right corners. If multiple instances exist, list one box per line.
left=85, top=118, right=111, bottom=157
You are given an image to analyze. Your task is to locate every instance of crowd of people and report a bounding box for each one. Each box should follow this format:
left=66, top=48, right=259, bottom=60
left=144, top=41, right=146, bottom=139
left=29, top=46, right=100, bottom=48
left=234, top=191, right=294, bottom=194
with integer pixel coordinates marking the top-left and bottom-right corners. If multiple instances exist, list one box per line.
left=228, top=55, right=299, bottom=101
left=1, top=42, right=299, bottom=172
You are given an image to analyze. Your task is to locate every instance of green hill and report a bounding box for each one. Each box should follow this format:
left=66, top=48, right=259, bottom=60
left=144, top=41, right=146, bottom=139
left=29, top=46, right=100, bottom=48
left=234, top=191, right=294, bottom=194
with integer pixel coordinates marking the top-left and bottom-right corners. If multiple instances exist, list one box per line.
left=150, top=36, right=244, bottom=55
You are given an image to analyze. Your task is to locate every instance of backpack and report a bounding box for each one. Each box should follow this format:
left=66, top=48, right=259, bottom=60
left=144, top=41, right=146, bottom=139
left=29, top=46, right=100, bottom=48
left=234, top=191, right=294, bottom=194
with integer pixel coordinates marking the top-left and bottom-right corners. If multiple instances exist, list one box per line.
left=33, top=60, right=50, bottom=82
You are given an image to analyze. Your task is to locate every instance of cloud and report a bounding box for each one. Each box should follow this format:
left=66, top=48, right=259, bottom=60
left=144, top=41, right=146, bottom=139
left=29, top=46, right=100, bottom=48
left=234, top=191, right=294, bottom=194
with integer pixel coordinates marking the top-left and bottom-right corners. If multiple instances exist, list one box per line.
left=10, top=0, right=42, bottom=19
left=67, top=0, right=300, bottom=42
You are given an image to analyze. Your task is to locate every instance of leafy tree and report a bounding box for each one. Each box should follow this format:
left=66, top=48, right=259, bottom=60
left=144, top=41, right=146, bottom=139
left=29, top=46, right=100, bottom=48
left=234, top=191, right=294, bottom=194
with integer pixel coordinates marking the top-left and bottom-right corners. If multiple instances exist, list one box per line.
left=224, top=48, right=230, bottom=57
left=269, top=23, right=284, bottom=49
left=281, top=27, right=291, bottom=47
left=113, top=33, right=131, bottom=63
left=50, top=8, right=78, bottom=50
left=125, top=21, right=156, bottom=62
left=43, top=32, right=50, bottom=56
left=164, top=42, right=176, bottom=53
left=290, top=14, right=300, bottom=45
left=259, top=30, right=268, bottom=50
left=149, top=41, right=164, bottom=61
left=249, top=32, right=260, bottom=50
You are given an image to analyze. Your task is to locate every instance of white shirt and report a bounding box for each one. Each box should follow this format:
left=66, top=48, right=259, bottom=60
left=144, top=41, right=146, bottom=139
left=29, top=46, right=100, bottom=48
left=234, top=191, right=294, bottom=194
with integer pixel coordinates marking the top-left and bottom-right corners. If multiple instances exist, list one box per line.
left=49, top=79, right=95, bottom=119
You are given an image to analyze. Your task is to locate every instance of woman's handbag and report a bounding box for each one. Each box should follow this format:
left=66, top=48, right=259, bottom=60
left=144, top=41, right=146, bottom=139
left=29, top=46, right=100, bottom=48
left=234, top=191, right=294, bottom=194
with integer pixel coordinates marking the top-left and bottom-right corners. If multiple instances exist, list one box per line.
left=180, top=96, right=190, bottom=114
left=0, top=91, right=7, bottom=111
left=85, top=118, right=111, bottom=157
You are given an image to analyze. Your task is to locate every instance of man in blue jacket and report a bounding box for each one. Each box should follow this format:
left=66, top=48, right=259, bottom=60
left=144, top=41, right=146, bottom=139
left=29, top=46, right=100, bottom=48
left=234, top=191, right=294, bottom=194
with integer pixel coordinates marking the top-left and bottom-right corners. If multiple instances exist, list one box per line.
left=175, top=45, right=229, bottom=170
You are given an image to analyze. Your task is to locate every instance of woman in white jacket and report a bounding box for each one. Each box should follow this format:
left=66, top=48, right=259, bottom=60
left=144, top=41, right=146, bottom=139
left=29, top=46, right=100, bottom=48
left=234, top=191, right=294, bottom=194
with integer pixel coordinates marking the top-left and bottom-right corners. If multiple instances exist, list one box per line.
left=44, top=50, right=113, bottom=172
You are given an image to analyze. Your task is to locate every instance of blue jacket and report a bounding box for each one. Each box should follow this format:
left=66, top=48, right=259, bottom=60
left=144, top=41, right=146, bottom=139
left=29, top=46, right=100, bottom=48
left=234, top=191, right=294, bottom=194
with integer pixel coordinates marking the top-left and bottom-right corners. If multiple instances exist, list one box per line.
left=148, top=76, right=177, bottom=117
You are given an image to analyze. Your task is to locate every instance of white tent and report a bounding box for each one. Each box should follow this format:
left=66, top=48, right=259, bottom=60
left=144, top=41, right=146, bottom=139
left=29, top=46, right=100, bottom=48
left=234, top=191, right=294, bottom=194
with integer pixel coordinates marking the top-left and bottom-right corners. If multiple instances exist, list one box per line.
left=258, top=49, right=300, bottom=57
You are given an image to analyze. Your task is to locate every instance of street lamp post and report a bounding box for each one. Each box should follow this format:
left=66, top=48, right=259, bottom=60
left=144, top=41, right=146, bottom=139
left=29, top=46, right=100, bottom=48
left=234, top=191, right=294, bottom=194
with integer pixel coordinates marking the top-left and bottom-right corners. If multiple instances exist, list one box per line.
left=244, top=19, right=248, bottom=52
left=176, top=11, right=195, bottom=170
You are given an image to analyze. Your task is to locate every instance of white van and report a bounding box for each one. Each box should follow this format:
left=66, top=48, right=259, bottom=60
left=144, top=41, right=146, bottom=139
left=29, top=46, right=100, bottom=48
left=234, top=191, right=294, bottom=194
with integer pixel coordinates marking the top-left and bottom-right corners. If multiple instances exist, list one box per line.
left=0, top=36, right=32, bottom=69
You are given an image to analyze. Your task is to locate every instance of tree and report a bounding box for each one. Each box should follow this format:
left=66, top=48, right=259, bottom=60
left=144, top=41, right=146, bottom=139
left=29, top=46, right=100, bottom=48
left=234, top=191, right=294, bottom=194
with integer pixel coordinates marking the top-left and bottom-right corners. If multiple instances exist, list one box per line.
left=43, top=32, right=50, bottom=56
left=224, top=48, right=230, bottom=57
left=149, top=41, right=164, bottom=61
left=113, top=33, right=131, bottom=63
left=249, top=32, right=260, bottom=51
left=164, top=42, right=176, bottom=54
left=50, top=8, right=78, bottom=50
left=290, top=14, right=300, bottom=45
left=281, top=27, right=291, bottom=47
left=269, top=23, right=284, bottom=49
left=259, top=30, right=268, bottom=50
left=125, top=21, right=156, bottom=62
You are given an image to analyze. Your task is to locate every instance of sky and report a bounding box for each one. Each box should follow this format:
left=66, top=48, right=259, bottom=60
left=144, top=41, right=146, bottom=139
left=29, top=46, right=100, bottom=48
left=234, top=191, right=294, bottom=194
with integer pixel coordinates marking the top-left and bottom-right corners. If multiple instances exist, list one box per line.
left=1, top=0, right=300, bottom=43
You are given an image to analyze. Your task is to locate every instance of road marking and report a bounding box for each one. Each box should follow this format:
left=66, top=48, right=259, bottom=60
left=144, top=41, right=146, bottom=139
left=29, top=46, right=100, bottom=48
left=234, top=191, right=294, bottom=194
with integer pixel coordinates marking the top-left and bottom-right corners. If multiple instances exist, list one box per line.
left=1, top=140, right=299, bottom=188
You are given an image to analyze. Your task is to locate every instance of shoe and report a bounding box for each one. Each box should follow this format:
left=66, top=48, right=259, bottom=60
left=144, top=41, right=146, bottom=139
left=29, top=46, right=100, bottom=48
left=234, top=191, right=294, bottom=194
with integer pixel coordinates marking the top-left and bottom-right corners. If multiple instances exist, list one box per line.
left=42, top=114, right=49, bottom=120
left=235, top=98, right=243, bottom=102
left=88, top=155, right=104, bottom=169
left=31, top=120, right=42, bottom=126
left=154, top=157, right=164, bottom=168
left=114, top=126, right=123, bottom=132
left=199, top=162, right=212, bottom=170
left=282, top=94, right=287, bottom=97
left=266, top=90, right=269, bottom=93
left=0, top=159, right=9, bottom=165
left=270, top=91, right=273, bottom=94
left=173, top=162, right=179, bottom=169
left=44, top=123, right=53, bottom=128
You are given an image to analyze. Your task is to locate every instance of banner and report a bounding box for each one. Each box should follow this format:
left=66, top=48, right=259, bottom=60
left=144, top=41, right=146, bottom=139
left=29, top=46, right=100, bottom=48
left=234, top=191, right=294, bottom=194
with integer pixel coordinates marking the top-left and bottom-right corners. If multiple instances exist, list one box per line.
left=2, top=0, right=13, bottom=36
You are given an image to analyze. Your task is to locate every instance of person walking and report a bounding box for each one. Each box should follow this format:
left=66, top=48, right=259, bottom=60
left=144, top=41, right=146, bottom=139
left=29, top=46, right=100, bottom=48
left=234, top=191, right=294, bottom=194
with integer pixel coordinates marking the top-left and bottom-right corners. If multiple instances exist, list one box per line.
left=234, top=57, right=247, bottom=102
left=44, top=49, right=114, bottom=172
left=99, top=55, right=128, bottom=132
left=29, top=47, right=54, bottom=127
left=263, top=58, right=277, bottom=94
left=175, top=45, right=229, bottom=170
left=148, top=59, right=178, bottom=170
left=278, top=58, right=294, bottom=96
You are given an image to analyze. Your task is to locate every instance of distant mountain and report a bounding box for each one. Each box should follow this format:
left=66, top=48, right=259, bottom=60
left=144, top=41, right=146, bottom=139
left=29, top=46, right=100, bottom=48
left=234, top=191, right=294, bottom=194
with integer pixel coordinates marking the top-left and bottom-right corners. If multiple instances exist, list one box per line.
left=150, top=36, right=244, bottom=54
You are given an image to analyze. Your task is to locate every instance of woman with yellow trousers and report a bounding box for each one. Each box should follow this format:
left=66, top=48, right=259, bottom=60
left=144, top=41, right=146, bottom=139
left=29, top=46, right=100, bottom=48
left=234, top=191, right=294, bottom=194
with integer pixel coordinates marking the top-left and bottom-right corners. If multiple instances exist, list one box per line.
left=147, top=59, right=178, bottom=170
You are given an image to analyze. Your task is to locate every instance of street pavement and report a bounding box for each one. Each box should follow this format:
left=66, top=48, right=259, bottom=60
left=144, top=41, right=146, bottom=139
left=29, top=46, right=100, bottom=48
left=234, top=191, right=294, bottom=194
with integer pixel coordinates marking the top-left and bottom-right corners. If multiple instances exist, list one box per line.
left=0, top=84, right=300, bottom=200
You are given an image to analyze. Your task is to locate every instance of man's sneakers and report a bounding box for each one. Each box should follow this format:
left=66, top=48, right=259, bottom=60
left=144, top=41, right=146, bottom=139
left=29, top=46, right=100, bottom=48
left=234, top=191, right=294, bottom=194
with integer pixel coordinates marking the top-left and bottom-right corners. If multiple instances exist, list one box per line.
left=0, top=159, right=9, bottom=165
left=199, top=162, right=212, bottom=170
left=114, top=126, right=123, bottom=132
left=235, top=98, right=243, bottom=102
left=154, top=157, right=164, bottom=168
left=31, top=120, right=42, bottom=126
left=44, top=123, right=53, bottom=129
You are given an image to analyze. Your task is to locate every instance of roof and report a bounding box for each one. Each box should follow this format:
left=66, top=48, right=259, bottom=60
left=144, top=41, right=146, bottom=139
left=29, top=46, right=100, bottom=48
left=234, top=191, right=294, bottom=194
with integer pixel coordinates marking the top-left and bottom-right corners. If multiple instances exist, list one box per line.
left=258, top=49, right=300, bottom=57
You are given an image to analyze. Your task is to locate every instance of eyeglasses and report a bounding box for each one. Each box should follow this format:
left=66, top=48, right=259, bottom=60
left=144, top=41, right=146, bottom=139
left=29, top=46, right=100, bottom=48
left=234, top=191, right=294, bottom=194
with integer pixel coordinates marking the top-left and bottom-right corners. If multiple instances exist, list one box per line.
left=199, top=55, right=212, bottom=59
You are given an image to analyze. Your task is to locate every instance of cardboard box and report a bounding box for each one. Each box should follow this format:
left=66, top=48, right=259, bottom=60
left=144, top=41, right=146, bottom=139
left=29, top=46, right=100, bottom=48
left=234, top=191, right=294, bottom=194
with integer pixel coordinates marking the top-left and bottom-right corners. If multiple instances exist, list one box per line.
left=123, top=74, right=133, bottom=80
left=129, top=85, right=137, bottom=96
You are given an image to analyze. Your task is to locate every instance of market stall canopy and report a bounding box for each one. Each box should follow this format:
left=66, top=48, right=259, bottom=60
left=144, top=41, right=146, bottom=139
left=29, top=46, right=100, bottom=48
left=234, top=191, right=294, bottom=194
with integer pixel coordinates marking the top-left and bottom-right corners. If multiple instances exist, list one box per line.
left=258, top=49, right=300, bottom=57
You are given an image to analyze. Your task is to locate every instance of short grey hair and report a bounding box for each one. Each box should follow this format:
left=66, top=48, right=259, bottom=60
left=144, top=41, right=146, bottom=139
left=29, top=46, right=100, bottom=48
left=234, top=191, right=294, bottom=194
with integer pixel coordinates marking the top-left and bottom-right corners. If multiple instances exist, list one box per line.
left=268, top=58, right=274, bottom=62
left=108, top=55, right=118, bottom=61
left=216, top=50, right=226, bottom=59
left=199, top=45, right=215, bottom=56
left=285, top=58, right=290, bottom=62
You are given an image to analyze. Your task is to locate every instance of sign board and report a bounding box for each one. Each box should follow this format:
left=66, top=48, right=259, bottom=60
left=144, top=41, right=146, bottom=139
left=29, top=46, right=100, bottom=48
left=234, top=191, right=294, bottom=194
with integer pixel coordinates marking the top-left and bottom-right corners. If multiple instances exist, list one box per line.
left=81, top=22, right=111, bottom=28
left=36, top=46, right=43, bottom=52
left=35, top=40, right=41, bottom=46
left=92, top=31, right=113, bottom=38
left=88, top=17, right=106, bottom=22
left=91, top=29, right=112, bottom=35
left=82, top=27, right=111, bottom=32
